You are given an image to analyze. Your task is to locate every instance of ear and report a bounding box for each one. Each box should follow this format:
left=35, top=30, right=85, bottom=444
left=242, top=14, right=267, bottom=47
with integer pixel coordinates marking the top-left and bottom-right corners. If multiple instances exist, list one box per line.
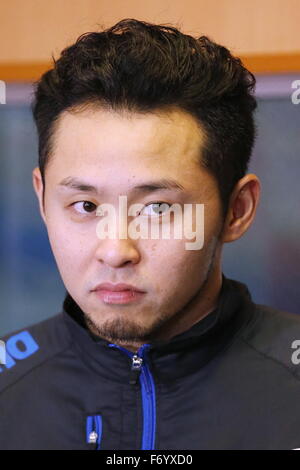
left=32, top=167, right=47, bottom=225
left=221, top=174, right=261, bottom=243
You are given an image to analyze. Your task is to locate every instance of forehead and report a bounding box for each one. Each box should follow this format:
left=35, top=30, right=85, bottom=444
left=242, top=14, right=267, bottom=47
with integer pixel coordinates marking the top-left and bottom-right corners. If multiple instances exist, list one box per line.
left=46, top=106, right=209, bottom=189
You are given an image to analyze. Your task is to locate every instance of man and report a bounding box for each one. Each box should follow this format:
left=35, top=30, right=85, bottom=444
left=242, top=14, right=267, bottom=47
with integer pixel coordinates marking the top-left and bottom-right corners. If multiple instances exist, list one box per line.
left=1, top=18, right=300, bottom=450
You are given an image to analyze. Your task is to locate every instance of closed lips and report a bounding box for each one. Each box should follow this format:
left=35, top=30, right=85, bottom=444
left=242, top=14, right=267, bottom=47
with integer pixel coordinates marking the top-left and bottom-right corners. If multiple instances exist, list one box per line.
left=93, top=283, right=145, bottom=292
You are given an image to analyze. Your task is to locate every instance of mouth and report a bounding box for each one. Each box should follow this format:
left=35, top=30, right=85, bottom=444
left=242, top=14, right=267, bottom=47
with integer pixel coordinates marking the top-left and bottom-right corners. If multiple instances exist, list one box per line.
left=92, top=283, right=146, bottom=305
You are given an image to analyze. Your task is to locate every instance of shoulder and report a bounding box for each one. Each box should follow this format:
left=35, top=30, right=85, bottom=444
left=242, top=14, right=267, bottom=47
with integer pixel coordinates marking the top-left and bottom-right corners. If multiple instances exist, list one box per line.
left=239, top=302, right=300, bottom=378
left=0, top=312, right=72, bottom=394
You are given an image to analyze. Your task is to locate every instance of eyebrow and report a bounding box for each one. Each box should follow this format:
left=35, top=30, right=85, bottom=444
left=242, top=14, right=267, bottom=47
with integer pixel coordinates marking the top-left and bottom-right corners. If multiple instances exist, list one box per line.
left=58, top=176, right=185, bottom=195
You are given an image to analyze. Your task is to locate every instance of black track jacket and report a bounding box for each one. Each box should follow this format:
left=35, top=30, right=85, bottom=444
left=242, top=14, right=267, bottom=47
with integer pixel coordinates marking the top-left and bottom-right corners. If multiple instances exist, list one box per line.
left=1, top=274, right=300, bottom=450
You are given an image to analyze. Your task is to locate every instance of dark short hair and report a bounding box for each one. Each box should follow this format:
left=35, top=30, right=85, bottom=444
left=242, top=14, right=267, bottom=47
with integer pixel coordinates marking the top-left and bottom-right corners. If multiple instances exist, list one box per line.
left=32, top=18, right=257, bottom=218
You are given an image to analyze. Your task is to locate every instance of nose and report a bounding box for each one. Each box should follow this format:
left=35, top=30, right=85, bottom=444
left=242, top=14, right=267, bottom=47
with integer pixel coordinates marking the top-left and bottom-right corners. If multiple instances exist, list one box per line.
left=94, top=236, right=141, bottom=268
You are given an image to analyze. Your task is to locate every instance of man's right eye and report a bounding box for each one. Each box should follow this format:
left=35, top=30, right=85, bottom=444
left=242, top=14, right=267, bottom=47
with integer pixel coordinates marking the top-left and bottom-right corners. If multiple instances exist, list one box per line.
left=70, top=201, right=97, bottom=215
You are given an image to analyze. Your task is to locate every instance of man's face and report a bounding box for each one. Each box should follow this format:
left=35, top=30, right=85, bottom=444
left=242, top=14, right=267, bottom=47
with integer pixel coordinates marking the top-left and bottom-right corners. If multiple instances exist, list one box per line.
left=33, top=106, right=224, bottom=346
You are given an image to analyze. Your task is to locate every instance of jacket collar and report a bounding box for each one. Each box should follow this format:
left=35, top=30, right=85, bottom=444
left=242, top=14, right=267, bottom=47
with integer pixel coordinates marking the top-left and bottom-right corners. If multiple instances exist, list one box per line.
left=62, top=273, right=254, bottom=383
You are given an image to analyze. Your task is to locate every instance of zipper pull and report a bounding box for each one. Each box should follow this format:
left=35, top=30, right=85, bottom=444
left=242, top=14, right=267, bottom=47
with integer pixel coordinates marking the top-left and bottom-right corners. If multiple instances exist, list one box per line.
left=86, top=415, right=102, bottom=449
left=129, top=354, right=143, bottom=385
left=88, top=431, right=98, bottom=444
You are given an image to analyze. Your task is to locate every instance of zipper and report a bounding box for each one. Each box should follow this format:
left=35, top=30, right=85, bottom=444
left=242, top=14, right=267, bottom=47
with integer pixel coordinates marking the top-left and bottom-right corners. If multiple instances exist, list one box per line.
left=86, top=414, right=102, bottom=450
left=130, top=353, right=144, bottom=385
left=108, top=342, right=156, bottom=450
left=140, top=355, right=156, bottom=450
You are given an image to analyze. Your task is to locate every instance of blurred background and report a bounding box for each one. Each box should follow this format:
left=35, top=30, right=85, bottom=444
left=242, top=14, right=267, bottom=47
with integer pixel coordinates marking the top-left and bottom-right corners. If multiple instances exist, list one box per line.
left=0, top=0, right=299, bottom=335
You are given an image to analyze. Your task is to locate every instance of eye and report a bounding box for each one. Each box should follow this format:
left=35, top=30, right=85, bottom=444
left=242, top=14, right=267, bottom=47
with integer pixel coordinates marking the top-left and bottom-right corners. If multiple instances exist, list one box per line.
left=71, top=201, right=97, bottom=215
left=139, top=202, right=171, bottom=217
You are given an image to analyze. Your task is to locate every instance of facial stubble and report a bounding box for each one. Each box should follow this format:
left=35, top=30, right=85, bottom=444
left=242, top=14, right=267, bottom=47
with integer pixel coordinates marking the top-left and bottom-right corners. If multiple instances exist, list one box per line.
left=83, top=233, right=221, bottom=346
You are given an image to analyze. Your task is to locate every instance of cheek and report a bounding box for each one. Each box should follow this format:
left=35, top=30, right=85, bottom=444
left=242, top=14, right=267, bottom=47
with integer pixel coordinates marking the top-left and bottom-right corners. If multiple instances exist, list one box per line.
left=203, top=199, right=223, bottom=239
left=144, top=239, right=206, bottom=287
left=45, top=202, right=96, bottom=253
left=46, top=220, right=91, bottom=271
